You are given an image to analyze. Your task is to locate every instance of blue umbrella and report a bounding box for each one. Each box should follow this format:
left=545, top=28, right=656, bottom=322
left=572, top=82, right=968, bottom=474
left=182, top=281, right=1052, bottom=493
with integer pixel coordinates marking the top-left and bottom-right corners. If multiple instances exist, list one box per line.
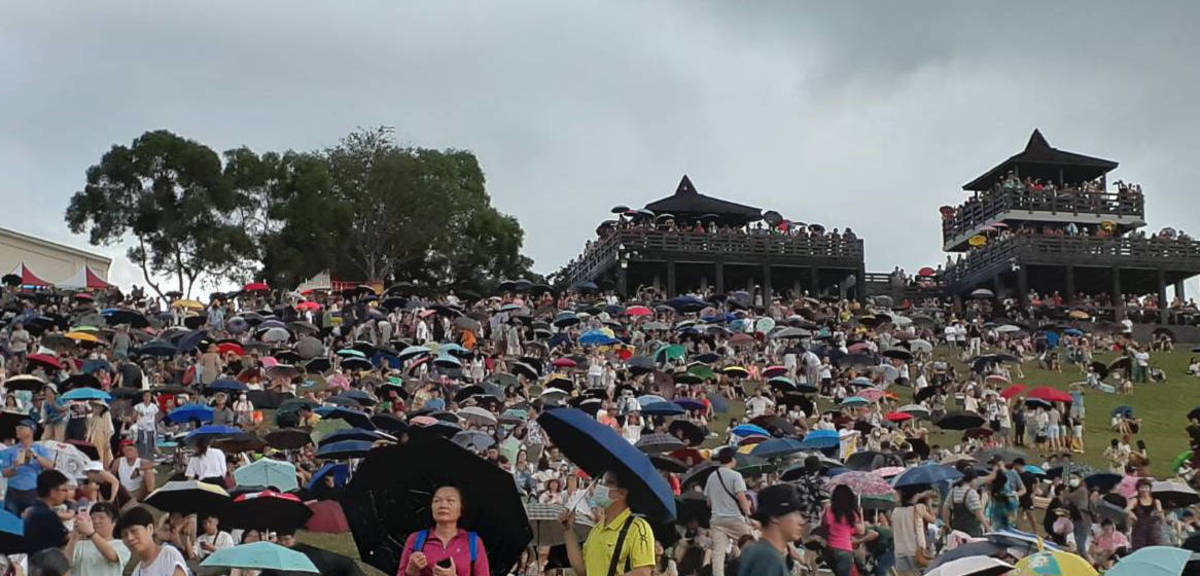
left=799, top=429, right=841, bottom=450
left=1025, top=465, right=1046, bottom=476
left=1106, top=546, right=1192, bottom=576
left=338, top=389, right=377, bottom=406
left=579, top=331, right=619, bottom=346
left=80, top=359, right=112, bottom=374
left=185, top=425, right=242, bottom=444
left=318, top=428, right=388, bottom=446
left=637, top=394, right=667, bottom=407
left=731, top=424, right=770, bottom=438
left=537, top=407, right=675, bottom=521
left=61, top=387, right=111, bottom=402
left=893, top=464, right=962, bottom=488
left=1113, top=405, right=1135, bottom=417
left=432, top=354, right=462, bottom=369
left=316, top=439, right=376, bottom=460
left=138, top=340, right=178, bottom=357
left=207, top=378, right=248, bottom=393
left=1085, top=472, right=1124, bottom=492
left=749, top=438, right=807, bottom=459
left=673, top=397, right=705, bottom=412
left=233, top=458, right=300, bottom=492
left=314, top=407, right=375, bottom=430
left=307, top=462, right=350, bottom=491
left=0, top=508, right=25, bottom=553
left=167, top=403, right=214, bottom=424
left=640, top=401, right=685, bottom=416
left=201, top=542, right=318, bottom=573
left=177, top=329, right=209, bottom=353
left=1064, top=328, right=1084, bottom=336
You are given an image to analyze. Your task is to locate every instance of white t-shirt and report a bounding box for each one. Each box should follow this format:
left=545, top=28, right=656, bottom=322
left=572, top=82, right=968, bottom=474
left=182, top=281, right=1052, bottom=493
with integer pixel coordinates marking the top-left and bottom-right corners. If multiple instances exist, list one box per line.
left=135, top=403, right=159, bottom=432
left=704, top=467, right=747, bottom=520
left=72, top=538, right=132, bottom=576
left=195, top=531, right=235, bottom=559
left=133, top=544, right=187, bottom=576
left=745, top=396, right=772, bottom=418
left=185, top=448, right=227, bottom=480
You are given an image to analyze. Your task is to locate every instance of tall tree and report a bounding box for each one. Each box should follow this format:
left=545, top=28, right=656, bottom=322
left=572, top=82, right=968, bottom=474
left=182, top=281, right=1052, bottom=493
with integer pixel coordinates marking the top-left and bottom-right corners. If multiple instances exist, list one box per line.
left=65, top=130, right=256, bottom=299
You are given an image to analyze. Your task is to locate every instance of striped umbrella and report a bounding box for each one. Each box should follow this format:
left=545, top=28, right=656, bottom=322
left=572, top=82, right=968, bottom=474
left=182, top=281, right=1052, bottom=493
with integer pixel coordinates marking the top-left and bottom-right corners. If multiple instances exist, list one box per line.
left=825, top=471, right=894, bottom=497
left=635, top=433, right=686, bottom=454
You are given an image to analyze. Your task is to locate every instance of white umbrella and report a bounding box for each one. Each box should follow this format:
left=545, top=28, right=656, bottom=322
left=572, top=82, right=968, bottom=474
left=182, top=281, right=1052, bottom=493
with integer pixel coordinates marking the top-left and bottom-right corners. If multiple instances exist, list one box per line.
left=909, top=339, right=933, bottom=353
left=524, top=502, right=593, bottom=547
left=897, top=404, right=930, bottom=419
left=996, top=325, right=1022, bottom=334
left=38, top=440, right=91, bottom=479
left=923, top=556, right=1012, bottom=576
left=458, top=406, right=498, bottom=427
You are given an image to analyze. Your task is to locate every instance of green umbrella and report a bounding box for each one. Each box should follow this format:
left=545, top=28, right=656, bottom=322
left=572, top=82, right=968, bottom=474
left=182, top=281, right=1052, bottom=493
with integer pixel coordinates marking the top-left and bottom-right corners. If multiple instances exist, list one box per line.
left=200, top=542, right=318, bottom=573
left=335, top=348, right=366, bottom=359
left=1173, top=450, right=1193, bottom=472
left=687, top=364, right=715, bottom=381
left=233, top=458, right=299, bottom=493
left=655, top=344, right=686, bottom=361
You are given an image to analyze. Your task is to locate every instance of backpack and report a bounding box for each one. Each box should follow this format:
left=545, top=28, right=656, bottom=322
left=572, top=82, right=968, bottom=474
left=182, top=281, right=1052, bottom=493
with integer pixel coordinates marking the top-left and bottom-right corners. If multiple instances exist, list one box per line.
left=413, top=530, right=478, bottom=573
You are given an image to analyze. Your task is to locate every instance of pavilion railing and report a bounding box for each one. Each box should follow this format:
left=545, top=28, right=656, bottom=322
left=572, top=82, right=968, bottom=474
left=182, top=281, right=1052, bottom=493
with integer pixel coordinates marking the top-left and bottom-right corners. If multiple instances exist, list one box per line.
left=942, top=188, right=1145, bottom=246
left=561, top=229, right=865, bottom=284
left=944, top=235, right=1200, bottom=286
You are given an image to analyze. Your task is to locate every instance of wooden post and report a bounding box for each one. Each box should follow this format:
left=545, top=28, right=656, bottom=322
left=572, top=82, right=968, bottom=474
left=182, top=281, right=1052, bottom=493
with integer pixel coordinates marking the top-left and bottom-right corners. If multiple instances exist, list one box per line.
left=1175, top=280, right=1186, bottom=303
left=1065, top=265, right=1075, bottom=305
left=1112, top=267, right=1124, bottom=320
left=1017, top=265, right=1029, bottom=308
left=1158, top=268, right=1168, bottom=323
left=810, top=267, right=820, bottom=296
left=715, top=262, right=725, bottom=295
left=666, top=261, right=676, bottom=298
left=762, top=264, right=773, bottom=303
left=617, top=264, right=628, bottom=298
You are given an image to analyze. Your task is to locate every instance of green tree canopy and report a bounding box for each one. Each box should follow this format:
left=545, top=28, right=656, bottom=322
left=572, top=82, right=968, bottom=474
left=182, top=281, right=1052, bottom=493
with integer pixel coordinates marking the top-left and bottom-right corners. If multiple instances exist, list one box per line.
left=65, top=130, right=256, bottom=299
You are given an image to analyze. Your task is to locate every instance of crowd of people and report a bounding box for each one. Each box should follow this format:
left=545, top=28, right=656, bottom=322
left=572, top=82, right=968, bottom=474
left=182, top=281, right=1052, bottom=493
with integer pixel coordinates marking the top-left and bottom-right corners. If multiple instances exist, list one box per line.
left=0, top=272, right=1196, bottom=576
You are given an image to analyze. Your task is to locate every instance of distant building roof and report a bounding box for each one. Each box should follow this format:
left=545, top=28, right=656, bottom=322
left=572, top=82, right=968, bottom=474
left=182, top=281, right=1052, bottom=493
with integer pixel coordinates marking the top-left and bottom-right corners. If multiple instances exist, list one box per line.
left=0, top=226, right=112, bottom=264
left=644, top=175, right=762, bottom=225
left=963, top=129, right=1119, bottom=191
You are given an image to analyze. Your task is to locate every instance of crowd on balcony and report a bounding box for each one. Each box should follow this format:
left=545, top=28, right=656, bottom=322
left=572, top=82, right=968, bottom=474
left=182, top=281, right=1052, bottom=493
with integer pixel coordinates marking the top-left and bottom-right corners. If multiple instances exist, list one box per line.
left=945, top=174, right=1145, bottom=234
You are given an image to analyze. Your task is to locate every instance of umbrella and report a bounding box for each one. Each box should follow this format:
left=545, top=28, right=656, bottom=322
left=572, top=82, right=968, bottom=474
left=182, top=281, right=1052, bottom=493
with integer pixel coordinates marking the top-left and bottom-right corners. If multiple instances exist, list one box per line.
left=316, top=440, right=377, bottom=459
left=0, top=509, right=25, bottom=554
left=455, top=406, right=497, bottom=427
left=749, top=437, right=807, bottom=459
left=825, top=471, right=894, bottom=497
left=799, top=429, right=840, bottom=450
left=648, top=454, right=689, bottom=474
left=1153, top=481, right=1200, bottom=508
left=61, top=387, right=110, bottom=402
left=1027, top=386, right=1073, bottom=403
left=897, top=404, right=931, bottom=419
left=973, top=447, right=1028, bottom=464
left=641, top=401, right=685, bottom=416
left=923, top=556, right=1013, bottom=576
left=314, top=406, right=375, bottom=430
left=4, top=374, right=46, bottom=392
left=201, top=542, right=318, bottom=573
left=207, top=378, right=248, bottom=393
left=1085, top=472, right=1123, bottom=492
left=636, top=433, right=686, bottom=454
left=145, top=480, right=230, bottom=515
left=667, top=420, right=707, bottom=447
left=928, top=541, right=1008, bottom=569
left=183, top=425, right=242, bottom=445
left=319, top=428, right=391, bottom=447
left=1010, top=550, right=1096, bottom=576
left=971, top=288, right=995, bottom=299
left=341, top=438, right=532, bottom=576
left=166, top=403, right=213, bottom=424
left=215, top=433, right=267, bottom=454
left=266, top=428, right=314, bottom=450
left=223, top=490, right=313, bottom=530
left=26, top=353, right=64, bottom=371
left=730, top=424, right=770, bottom=438
left=1000, top=384, right=1028, bottom=399
left=234, top=458, right=299, bottom=492
left=451, top=430, right=495, bottom=452
left=936, top=411, right=986, bottom=430
left=844, top=451, right=902, bottom=472
left=38, top=440, right=91, bottom=479
left=538, top=408, right=675, bottom=521
left=893, top=464, right=962, bottom=488
left=309, top=462, right=351, bottom=491
left=524, top=503, right=593, bottom=548
left=1106, top=546, right=1192, bottom=576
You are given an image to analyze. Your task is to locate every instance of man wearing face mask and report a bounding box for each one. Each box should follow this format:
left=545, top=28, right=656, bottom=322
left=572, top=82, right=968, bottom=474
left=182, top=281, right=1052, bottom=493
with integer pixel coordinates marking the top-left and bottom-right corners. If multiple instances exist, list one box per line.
left=560, top=471, right=655, bottom=576
left=1064, top=472, right=1095, bottom=556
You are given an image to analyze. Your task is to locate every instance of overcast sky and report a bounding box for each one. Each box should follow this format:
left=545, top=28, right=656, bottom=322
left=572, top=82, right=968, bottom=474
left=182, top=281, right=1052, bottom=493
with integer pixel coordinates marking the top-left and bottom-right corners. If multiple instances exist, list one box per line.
left=3, top=2, right=1199, bottom=291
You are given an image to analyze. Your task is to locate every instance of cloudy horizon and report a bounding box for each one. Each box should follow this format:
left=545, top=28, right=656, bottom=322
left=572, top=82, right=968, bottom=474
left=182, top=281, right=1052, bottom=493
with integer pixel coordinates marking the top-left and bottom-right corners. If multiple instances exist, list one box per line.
left=3, top=1, right=1199, bottom=292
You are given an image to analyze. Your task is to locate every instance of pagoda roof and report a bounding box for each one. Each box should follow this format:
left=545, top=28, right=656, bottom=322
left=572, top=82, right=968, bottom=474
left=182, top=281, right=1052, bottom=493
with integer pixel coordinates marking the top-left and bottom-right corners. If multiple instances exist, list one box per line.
left=644, top=175, right=762, bottom=225
left=963, top=129, right=1119, bottom=191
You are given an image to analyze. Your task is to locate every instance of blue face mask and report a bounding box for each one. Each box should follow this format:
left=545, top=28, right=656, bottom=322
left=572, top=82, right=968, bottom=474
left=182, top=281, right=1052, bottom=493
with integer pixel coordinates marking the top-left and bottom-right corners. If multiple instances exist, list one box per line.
left=588, top=484, right=613, bottom=509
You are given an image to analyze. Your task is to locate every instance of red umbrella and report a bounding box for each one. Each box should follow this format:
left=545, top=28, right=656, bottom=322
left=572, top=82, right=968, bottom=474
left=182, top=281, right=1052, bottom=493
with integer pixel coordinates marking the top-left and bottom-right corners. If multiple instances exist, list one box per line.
left=217, top=342, right=245, bottom=357
left=1027, top=386, right=1072, bottom=403
left=305, top=499, right=350, bottom=534
left=669, top=448, right=705, bottom=467
left=886, top=411, right=913, bottom=422
left=27, top=353, right=63, bottom=371
left=918, top=267, right=936, bottom=277
left=243, top=282, right=270, bottom=293
left=296, top=301, right=321, bottom=312
left=763, top=365, right=787, bottom=378
left=552, top=358, right=577, bottom=368
left=1000, top=384, right=1028, bottom=399
left=627, top=305, right=653, bottom=317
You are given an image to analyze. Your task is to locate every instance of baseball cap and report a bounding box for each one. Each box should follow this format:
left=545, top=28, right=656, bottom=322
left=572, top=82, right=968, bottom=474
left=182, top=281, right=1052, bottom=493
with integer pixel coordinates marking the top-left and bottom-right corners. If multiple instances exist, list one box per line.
left=17, top=419, right=37, bottom=430
left=752, top=484, right=803, bottom=524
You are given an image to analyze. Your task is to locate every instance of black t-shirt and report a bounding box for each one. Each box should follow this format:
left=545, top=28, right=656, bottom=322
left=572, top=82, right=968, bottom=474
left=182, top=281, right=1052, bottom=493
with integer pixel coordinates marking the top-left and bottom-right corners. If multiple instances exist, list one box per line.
left=119, top=362, right=143, bottom=389
left=24, top=501, right=68, bottom=553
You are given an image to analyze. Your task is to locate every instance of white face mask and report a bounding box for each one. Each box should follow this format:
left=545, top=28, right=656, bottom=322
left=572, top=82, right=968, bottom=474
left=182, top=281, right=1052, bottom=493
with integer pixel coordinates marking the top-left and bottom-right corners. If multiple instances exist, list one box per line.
left=1068, top=479, right=1081, bottom=488
left=588, top=484, right=613, bottom=509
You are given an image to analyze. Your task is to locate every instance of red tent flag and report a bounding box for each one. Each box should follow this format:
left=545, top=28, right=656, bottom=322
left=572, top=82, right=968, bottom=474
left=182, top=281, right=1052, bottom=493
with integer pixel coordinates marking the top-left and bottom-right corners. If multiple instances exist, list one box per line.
left=8, top=263, right=51, bottom=287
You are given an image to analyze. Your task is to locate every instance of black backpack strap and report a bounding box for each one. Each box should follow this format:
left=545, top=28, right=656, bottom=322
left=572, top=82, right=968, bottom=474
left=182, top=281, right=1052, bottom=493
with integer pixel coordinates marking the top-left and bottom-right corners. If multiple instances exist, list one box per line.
left=607, top=514, right=637, bottom=576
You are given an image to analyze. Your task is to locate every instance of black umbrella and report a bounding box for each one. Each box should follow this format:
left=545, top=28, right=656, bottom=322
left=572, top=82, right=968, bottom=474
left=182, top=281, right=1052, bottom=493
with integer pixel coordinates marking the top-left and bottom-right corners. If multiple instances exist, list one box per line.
left=914, top=386, right=942, bottom=403
left=667, top=420, right=707, bottom=447
left=750, top=415, right=796, bottom=437
left=340, top=438, right=532, bottom=576
left=145, top=480, right=230, bottom=515
left=881, top=348, right=913, bottom=362
left=0, top=411, right=27, bottom=441
left=936, top=411, right=986, bottom=431
left=674, top=492, right=710, bottom=528
left=844, top=451, right=902, bottom=472
left=265, top=428, right=314, bottom=450
left=5, top=375, right=47, bottom=392
left=223, top=492, right=313, bottom=530
left=1109, top=356, right=1132, bottom=374
left=649, top=454, right=689, bottom=474
left=680, top=461, right=720, bottom=492
left=370, top=414, right=409, bottom=434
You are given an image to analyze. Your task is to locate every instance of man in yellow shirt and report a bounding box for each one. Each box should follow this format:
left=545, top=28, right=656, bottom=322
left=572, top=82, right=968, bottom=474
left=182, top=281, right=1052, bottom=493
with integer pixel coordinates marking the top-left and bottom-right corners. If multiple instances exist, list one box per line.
left=561, top=471, right=655, bottom=576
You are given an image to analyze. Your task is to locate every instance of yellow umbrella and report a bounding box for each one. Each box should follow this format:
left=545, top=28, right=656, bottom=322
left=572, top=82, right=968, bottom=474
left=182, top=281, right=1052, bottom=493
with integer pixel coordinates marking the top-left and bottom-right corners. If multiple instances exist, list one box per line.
left=65, top=331, right=102, bottom=344
left=1011, top=550, right=1096, bottom=576
left=968, top=234, right=988, bottom=247
left=172, top=299, right=204, bottom=311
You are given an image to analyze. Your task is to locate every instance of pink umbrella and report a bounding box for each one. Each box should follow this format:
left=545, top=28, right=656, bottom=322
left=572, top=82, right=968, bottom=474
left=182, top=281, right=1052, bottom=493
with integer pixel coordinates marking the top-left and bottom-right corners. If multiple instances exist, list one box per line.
left=1115, top=475, right=1141, bottom=499
left=327, top=373, right=350, bottom=391
left=763, top=365, right=788, bottom=378
left=848, top=342, right=872, bottom=353
left=825, top=471, right=894, bottom=497
left=305, top=499, right=350, bottom=534
left=260, top=356, right=279, bottom=368
left=859, top=388, right=886, bottom=403
left=873, top=466, right=906, bottom=478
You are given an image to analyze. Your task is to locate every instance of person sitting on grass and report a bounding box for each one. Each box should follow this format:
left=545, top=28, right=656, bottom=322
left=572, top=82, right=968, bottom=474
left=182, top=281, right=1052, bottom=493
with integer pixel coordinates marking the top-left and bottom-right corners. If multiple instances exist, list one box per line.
left=117, top=506, right=188, bottom=576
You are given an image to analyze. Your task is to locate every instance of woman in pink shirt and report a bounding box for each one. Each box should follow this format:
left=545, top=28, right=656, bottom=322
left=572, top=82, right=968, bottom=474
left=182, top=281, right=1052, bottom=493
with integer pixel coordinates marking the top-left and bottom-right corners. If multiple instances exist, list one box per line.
left=822, top=485, right=864, bottom=576
left=399, top=486, right=491, bottom=576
